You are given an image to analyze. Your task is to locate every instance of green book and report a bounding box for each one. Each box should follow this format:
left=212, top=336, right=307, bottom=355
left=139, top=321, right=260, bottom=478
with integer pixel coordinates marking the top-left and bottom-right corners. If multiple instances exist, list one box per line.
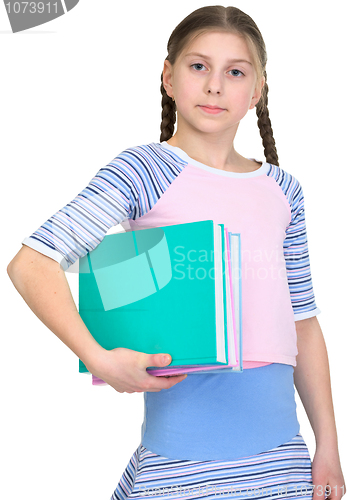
left=78, top=220, right=231, bottom=372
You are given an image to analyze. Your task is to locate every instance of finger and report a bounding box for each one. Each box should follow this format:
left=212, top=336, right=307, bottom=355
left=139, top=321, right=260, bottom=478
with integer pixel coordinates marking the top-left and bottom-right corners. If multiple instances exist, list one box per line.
left=150, top=373, right=188, bottom=391
left=144, top=353, right=172, bottom=370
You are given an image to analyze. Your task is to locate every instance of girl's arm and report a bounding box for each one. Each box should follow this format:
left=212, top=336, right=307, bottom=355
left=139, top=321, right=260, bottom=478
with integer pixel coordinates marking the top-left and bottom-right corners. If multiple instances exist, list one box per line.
left=7, top=245, right=187, bottom=393
left=294, top=316, right=345, bottom=500
left=8, top=245, right=107, bottom=369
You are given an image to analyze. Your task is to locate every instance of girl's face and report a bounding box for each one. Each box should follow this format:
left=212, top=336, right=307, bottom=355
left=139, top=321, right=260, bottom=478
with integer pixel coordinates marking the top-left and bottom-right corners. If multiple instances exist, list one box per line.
left=163, top=31, right=264, bottom=138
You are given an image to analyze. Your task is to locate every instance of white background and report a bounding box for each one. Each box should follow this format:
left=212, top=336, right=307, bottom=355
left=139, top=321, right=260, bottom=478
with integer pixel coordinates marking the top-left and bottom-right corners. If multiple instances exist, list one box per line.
left=1, top=1, right=346, bottom=499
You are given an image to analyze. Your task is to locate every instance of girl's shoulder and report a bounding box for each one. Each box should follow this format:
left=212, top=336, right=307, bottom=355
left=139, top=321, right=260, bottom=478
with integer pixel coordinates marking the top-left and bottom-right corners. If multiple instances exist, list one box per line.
left=266, top=161, right=300, bottom=188
left=107, top=142, right=185, bottom=174
left=265, top=163, right=307, bottom=227
left=266, top=162, right=304, bottom=206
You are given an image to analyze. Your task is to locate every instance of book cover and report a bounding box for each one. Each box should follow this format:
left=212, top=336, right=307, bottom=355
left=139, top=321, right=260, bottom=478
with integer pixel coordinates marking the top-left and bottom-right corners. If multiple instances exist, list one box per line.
left=78, top=220, right=229, bottom=374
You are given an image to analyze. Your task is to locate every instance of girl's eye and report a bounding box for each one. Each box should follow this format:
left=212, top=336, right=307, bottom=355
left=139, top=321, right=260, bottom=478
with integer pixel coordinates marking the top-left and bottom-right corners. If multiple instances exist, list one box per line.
left=229, top=69, right=244, bottom=77
left=191, top=64, right=244, bottom=77
left=191, top=63, right=206, bottom=71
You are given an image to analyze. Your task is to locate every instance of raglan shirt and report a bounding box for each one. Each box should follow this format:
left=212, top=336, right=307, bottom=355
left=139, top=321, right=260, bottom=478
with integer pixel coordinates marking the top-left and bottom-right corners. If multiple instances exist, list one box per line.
left=22, top=141, right=321, bottom=460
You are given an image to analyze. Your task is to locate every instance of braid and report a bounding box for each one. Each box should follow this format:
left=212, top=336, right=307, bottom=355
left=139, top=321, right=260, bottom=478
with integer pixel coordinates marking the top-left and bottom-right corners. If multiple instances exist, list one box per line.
left=256, top=71, right=279, bottom=166
left=160, top=70, right=176, bottom=142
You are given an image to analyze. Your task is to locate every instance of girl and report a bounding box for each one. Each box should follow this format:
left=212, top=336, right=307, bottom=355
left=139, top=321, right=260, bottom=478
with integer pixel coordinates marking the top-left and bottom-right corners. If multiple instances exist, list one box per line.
left=7, top=5, right=345, bottom=500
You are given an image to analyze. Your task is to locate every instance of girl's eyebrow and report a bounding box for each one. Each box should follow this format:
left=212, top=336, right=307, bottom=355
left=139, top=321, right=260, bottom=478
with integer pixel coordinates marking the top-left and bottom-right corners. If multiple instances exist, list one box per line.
left=184, top=52, right=252, bottom=66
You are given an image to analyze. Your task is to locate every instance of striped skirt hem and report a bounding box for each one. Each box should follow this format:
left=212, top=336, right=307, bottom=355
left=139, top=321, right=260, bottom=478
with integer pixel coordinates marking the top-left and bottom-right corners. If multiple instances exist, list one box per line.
left=111, top=433, right=314, bottom=500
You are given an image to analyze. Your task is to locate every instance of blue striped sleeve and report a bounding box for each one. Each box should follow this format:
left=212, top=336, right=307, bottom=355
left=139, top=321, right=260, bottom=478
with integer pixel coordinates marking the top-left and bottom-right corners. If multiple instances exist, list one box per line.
left=22, top=150, right=141, bottom=271
left=283, top=177, right=321, bottom=321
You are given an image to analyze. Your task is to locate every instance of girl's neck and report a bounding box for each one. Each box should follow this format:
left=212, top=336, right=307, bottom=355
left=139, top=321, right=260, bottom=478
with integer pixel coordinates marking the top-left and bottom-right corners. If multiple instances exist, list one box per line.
left=166, top=134, right=262, bottom=173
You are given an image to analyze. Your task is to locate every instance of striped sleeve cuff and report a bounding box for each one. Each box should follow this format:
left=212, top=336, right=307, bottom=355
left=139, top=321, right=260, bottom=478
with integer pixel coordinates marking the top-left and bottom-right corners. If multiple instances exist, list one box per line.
left=294, top=307, right=321, bottom=321
left=22, top=237, right=69, bottom=271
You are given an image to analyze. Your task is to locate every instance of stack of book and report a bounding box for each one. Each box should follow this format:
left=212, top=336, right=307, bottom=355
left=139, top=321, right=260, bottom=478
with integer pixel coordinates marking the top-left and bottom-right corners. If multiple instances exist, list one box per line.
left=76, top=220, right=242, bottom=385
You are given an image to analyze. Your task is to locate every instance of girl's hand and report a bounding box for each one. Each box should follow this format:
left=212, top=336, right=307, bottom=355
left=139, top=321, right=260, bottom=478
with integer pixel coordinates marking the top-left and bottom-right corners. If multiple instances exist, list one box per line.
left=311, top=445, right=346, bottom=500
left=85, top=347, right=188, bottom=393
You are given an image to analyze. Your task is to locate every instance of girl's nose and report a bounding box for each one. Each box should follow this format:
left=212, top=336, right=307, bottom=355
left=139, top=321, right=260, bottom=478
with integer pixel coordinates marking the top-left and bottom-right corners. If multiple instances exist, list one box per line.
left=205, top=73, right=223, bottom=95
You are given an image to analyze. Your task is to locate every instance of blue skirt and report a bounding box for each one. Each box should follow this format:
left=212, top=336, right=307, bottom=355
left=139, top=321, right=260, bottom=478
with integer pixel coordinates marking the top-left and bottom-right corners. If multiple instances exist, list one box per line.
left=111, top=433, right=314, bottom=500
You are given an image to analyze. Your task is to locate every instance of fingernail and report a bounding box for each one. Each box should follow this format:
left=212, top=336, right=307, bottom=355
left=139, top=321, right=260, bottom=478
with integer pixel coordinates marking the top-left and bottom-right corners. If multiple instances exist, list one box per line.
left=162, top=355, right=170, bottom=363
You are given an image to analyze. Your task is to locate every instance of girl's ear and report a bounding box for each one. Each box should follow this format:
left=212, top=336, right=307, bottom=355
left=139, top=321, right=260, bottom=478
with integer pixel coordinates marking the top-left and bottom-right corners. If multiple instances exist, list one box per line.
left=249, top=75, right=265, bottom=110
left=162, top=60, right=174, bottom=99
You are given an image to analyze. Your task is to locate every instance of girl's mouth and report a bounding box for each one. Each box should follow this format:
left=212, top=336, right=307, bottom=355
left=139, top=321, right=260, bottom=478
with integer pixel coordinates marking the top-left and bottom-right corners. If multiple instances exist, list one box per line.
left=198, top=106, right=225, bottom=114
